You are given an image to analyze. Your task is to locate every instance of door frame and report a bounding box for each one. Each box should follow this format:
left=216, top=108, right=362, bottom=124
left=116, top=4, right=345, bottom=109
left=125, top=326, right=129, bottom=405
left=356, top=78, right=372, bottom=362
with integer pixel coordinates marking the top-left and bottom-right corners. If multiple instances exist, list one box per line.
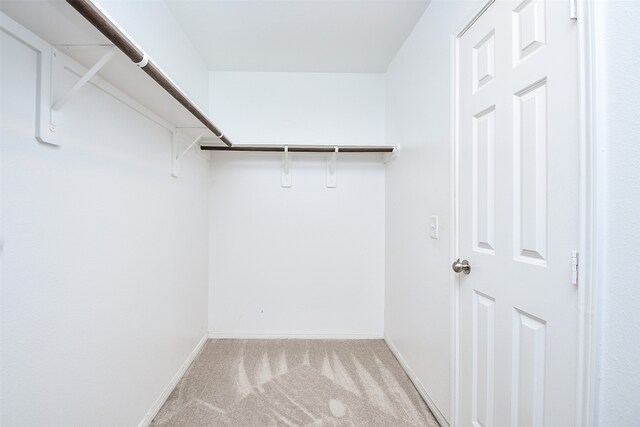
left=448, top=0, right=598, bottom=425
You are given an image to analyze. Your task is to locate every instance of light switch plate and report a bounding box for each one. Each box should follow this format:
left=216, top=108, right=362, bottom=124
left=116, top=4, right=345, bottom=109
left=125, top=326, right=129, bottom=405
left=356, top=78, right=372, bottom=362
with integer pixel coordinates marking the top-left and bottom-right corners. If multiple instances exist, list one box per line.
left=430, top=215, right=439, bottom=239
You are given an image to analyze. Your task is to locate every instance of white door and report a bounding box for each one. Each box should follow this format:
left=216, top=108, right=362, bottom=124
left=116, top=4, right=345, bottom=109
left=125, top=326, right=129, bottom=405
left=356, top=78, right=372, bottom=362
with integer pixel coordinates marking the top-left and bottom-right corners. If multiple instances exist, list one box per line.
left=457, top=0, right=579, bottom=426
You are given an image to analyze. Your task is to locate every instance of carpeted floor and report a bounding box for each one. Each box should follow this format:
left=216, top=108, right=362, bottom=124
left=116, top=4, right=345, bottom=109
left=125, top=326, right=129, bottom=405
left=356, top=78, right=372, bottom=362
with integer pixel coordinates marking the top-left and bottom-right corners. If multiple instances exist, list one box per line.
left=151, top=339, right=440, bottom=426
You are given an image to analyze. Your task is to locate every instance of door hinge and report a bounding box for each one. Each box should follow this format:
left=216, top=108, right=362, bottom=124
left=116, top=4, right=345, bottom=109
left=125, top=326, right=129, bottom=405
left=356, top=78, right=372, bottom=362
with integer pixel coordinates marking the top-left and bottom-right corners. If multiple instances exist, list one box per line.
left=571, top=250, right=579, bottom=285
left=570, top=0, right=578, bottom=20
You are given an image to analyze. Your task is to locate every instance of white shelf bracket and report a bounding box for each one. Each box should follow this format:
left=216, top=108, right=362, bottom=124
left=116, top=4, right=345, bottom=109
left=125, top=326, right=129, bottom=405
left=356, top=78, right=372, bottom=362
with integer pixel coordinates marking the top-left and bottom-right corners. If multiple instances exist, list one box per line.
left=1, top=11, right=60, bottom=145
left=281, top=146, right=292, bottom=188
left=383, top=144, right=400, bottom=164
left=36, top=48, right=59, bottom=145
left=327, top=146, right=338, bottom=188
left=172, top=129, right=206, bottom=177
left=46, top=45, right=116, bottom=143
left=171, top=130, right=180, bottom=177
left=52, top=46, right=116, bottom=113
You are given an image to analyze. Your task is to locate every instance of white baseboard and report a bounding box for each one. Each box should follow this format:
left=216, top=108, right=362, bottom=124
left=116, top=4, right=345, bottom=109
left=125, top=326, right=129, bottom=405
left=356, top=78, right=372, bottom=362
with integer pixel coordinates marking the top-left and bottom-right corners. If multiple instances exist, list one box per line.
left=209, top=331, right=384, bottom=340
left=137, top=334, right=208, bottom=427
left=384, top=336, right=450, bottom=427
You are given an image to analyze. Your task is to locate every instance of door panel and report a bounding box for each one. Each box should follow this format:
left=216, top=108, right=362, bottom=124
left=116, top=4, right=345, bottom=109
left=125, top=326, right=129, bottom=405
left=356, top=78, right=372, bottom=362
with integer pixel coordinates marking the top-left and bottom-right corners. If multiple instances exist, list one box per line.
left=457, top=1, right=579, bottom=426
left=472, top=291, right=496, bottom=426
left=473, top=106, right=496, bottom=254
left=514, top=79, right=547, bottom=265
left=512, top=309, right=546, bottom=427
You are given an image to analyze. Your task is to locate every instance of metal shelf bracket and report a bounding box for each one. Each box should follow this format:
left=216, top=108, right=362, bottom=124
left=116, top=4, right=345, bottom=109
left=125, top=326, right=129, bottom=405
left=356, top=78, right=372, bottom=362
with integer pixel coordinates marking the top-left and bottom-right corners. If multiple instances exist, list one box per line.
left=327, top=147, right=338, bottom=188
left=1, top=12, right=59, bottom=145
left=172, top=128, right=206, bottom=177
left=52, top=46, right=116, bottom=113
left=281, top=146, right=292, bottom=188
left=47, top=45, right=116, bottom=143
left=383, top=144, right=400, bottom=164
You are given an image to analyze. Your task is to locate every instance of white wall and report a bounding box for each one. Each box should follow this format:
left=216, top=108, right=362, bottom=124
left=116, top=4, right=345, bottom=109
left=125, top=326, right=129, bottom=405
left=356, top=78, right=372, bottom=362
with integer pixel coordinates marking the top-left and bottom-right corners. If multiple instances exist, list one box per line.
left=210, top=72, right=386, bottom=145
left=0, top=31, right=210, bottom=426
left=98, top=0, right=210, bottom=114
left=384, top=0, right=473, bottom=423
left=208, top=72, right=386, bottom=337
left=593, top=1, right=640, bottom=425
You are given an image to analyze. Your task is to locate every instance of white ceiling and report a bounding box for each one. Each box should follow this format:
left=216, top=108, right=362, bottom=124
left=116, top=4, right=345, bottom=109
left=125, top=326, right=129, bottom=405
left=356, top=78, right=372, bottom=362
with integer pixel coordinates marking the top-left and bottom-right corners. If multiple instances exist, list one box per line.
left=165, top=0, right=430, bottom=73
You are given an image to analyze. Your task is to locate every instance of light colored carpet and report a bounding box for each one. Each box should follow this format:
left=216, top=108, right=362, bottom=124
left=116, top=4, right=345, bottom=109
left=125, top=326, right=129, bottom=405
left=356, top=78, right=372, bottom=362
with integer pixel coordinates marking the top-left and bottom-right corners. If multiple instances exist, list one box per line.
left=151, top=339, right=440, bottom=426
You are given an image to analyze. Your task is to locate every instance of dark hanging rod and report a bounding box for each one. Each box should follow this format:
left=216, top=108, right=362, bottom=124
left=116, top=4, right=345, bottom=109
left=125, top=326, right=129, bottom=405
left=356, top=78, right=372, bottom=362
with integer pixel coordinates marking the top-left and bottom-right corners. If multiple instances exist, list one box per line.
left=66, top=0, right=232, bottom=147
left=200, top=145, right=395, bottom=153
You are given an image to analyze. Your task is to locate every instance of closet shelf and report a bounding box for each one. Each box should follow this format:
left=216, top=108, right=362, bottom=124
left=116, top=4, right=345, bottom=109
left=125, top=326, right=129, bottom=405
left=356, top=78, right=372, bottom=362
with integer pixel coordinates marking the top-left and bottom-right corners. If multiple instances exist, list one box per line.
left=62, top=0, right=395, bottom=156
left=201, top=145, right=395, bottom=153
left=1, top=0, right=395, bottom=156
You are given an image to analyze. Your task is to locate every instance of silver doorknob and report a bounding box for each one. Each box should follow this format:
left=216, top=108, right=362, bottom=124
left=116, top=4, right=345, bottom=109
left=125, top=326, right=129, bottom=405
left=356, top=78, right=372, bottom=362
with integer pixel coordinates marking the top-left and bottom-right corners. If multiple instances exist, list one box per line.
left=452, top=258, right=471, bottom=274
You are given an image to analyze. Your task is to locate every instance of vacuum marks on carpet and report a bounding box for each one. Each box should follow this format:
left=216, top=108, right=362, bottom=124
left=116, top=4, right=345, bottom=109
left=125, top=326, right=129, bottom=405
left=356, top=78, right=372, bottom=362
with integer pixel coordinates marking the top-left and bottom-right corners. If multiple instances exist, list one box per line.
left=151, top=339, right=440, bottom=426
